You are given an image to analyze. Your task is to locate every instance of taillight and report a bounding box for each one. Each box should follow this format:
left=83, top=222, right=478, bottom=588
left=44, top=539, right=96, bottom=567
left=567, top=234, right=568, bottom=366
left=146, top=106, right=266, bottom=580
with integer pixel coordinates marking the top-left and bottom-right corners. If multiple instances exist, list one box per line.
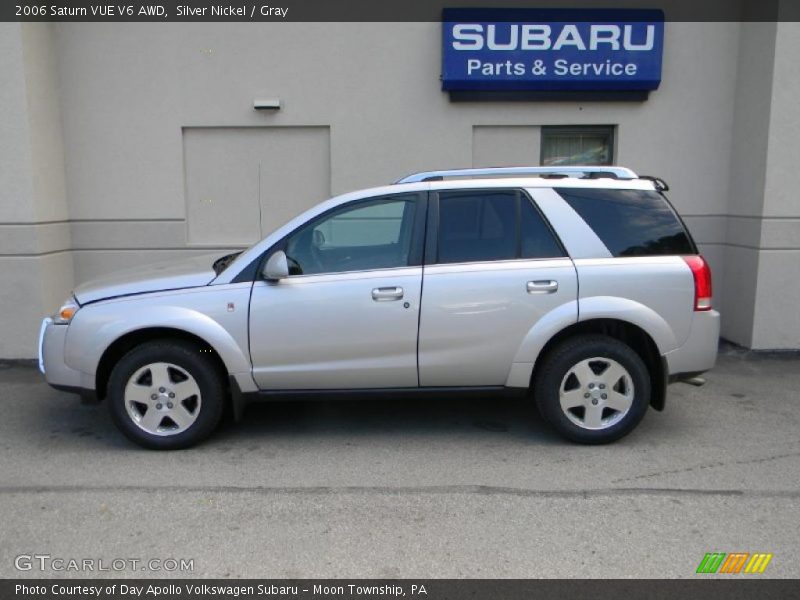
left=683, top=255, right=712, bottom=311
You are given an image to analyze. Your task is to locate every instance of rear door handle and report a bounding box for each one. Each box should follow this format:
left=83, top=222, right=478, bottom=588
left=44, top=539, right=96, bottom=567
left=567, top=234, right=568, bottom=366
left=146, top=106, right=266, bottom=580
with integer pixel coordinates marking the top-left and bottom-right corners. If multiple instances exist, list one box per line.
left=527, top=280, right=558, bottom=294
left=372, top=286, right=404, bottom=301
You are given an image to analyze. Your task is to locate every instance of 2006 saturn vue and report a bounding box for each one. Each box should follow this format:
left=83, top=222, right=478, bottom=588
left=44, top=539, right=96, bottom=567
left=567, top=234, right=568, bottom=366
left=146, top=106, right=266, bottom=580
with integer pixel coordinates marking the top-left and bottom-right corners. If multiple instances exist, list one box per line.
left=39, top=166, right=719, bottom=449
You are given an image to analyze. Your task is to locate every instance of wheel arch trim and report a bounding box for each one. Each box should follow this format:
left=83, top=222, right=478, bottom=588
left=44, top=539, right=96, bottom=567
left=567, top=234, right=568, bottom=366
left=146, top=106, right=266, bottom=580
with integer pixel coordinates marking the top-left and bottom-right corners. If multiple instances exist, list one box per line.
left=577, top=296, right=677, bottom=354
left=65, top=306, right=253, bottom=392
left=506, top=296, right=674, bottom=389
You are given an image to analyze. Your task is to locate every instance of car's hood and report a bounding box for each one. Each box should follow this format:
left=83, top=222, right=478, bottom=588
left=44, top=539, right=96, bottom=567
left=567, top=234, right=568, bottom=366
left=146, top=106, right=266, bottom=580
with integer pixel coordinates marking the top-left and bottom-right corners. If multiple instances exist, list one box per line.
left=73, top=254, right=220, bottom=304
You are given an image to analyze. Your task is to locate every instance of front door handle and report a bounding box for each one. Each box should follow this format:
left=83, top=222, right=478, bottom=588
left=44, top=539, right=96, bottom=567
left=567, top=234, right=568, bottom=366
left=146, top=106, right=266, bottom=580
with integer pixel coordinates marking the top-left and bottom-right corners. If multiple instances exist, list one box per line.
left=527, top=280, right=558, bottom=294
left=372, top=286, right=404, bottom=301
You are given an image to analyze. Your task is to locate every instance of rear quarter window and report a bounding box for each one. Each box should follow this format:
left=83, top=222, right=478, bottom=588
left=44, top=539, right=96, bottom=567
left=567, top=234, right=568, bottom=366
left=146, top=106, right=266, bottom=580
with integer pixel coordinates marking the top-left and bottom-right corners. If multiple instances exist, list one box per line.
left=555, top=188, right=696, bottom=257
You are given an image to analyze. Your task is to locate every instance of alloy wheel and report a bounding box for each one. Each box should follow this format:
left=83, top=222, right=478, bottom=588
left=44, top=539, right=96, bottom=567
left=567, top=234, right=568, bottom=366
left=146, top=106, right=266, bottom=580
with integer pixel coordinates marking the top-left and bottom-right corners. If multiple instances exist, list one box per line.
left=123, top=362, right=202, bottom=436
left=558, top=356, right=635, bottom=430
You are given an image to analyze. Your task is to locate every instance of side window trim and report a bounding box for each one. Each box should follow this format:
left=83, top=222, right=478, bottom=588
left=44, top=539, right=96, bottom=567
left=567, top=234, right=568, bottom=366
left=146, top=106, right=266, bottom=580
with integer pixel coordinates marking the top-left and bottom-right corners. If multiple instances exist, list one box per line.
left=514, top=190, right=523, bottom=258
left=424, top=192, right=440, bottom=266
left=425, top=188, right=567, bottom=267
left=407, top=191, right=429, bottom=267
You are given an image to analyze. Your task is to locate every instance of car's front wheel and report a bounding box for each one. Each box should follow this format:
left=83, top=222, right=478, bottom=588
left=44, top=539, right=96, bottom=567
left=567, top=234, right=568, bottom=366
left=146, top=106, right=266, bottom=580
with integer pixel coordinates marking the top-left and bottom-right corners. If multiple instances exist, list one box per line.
left=534, top=335, right=651, bottom=444
left=107, top=340, right=225, bottom=449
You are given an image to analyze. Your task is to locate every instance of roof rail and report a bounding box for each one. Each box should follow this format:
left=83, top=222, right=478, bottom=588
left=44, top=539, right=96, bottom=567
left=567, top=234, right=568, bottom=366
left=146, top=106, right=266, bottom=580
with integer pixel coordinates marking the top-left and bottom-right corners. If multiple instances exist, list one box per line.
left=395, top=166, right=638, bottom=184
left=638, top=175, right=670, bottom=192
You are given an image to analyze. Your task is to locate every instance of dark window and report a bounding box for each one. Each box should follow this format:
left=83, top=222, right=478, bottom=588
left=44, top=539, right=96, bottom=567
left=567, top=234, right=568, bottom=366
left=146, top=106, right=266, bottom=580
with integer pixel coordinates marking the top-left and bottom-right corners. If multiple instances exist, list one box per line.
left=541, top=126, right=615, bottom=166
left=556, top=188, right=696, bottom=257
left=437, top=191, right=564, bottom=264
left=520, top=198, right=565, bottom=259
left=284, top=194, right=417, bottom=275
left=438, top=191, right=516, bottom=264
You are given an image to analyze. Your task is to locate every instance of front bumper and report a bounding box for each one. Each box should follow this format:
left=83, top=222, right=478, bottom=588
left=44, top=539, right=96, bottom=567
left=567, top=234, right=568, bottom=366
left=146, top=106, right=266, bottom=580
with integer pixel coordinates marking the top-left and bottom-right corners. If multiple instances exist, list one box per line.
left=38, top=317, right=88, bottom=392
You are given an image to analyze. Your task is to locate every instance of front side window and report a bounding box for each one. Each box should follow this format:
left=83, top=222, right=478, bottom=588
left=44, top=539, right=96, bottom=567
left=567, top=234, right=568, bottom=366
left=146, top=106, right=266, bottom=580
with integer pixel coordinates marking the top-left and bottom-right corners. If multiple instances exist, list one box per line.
left=437, top=190, right=564, bottom=264
left=285, top=194, right=417, bottom=275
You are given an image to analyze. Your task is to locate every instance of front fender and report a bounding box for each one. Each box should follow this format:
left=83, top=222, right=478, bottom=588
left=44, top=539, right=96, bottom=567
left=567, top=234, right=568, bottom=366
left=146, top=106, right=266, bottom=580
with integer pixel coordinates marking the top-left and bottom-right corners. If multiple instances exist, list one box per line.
left=64, top=287, right=253, bottom=382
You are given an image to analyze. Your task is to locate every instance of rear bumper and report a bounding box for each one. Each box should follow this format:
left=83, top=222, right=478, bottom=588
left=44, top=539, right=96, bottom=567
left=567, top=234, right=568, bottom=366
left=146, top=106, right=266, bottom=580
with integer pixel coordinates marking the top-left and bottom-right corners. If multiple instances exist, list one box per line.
left=39, top=318, right=90, bottom=394
left=664, top=309, right=721, bottom=376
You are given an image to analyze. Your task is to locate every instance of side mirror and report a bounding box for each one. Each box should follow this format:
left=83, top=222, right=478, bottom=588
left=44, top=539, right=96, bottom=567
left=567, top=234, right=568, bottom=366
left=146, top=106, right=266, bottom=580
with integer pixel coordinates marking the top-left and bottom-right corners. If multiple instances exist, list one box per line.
left=261, top=250, right=289, bottom=281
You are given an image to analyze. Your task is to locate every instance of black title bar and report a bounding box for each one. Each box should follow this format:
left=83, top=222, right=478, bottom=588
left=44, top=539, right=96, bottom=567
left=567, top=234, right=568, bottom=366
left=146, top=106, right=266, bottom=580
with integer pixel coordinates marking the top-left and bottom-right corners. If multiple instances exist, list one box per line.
left=3, top=0, right=800, bottom=22
left=3, top=579, right=800, bottom=600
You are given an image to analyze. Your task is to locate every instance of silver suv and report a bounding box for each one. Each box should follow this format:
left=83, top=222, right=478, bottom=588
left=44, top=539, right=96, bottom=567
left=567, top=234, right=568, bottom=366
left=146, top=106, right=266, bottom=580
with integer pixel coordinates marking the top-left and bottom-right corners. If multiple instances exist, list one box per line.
left=39, top=166, right=719, bottom=449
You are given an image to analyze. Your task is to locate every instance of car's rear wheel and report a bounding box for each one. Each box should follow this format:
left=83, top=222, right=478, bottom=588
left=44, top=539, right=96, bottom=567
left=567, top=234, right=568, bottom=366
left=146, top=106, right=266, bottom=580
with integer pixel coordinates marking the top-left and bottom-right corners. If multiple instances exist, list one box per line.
left=107, top=340, right=225, bottom=449
left=534, top=335, right=650, bottom=444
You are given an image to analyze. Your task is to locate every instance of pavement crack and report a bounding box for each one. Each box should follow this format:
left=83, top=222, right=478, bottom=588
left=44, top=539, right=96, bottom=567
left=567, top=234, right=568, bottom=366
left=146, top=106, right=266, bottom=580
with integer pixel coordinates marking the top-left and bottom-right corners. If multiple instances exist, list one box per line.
left=611, top=449, right=800, bottom=484
left=0, top=484, right=798, bottom=499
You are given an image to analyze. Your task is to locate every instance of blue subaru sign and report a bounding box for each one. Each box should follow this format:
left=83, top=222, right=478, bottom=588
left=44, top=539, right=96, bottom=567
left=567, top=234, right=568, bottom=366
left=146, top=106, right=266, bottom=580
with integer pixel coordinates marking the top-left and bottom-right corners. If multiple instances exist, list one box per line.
left=442, top=8, right=664, bottom=92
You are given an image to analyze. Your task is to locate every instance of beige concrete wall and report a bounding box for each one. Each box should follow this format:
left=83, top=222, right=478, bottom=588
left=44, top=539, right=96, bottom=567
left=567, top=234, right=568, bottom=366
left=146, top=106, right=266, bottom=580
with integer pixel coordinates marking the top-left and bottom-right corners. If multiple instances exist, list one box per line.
left=720, top=21, right=800, bottom=349
left=473, top=126, right=542, bottom=167
left=0, top=23, right=73, bottom=358
left=183, top=126, right=331, bottom=245
left=750, top=21, right=800, bottom=349
left=720, top=21, right=777, bottom=348
left=51, top=22, right=739, bottom=284
left=0, top=21, right=797, bottom=355
left=0, top=23, right=36, bottom=224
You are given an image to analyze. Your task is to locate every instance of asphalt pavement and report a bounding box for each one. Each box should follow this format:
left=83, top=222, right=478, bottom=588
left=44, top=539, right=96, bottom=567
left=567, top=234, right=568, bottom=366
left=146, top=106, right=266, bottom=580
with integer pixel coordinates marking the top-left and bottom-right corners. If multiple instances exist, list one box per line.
left=1, top=346, right=798, bottom=578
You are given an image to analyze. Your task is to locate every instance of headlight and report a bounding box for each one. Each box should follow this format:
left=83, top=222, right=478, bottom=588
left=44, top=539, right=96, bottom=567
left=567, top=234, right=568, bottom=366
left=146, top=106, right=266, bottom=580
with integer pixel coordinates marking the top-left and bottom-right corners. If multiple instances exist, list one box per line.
left=54, top=299, right=79, bottom=324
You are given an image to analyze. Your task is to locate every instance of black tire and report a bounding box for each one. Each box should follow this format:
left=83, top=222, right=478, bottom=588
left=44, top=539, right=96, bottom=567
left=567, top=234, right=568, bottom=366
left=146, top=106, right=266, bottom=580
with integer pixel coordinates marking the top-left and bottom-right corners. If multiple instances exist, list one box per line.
left=107, top=339, right=226, bottom=450
left=533, top=334, right=650, bottom=444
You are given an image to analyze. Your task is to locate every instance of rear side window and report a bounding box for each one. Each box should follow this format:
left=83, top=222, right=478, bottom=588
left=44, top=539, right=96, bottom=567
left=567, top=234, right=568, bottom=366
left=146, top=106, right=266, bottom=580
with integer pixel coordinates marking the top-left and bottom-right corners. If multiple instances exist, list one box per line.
left=556, top=188, right=696, bottom=257
left=437, top=190, right=564, bottom=264
left=520, top=198, right=565, bottom=259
